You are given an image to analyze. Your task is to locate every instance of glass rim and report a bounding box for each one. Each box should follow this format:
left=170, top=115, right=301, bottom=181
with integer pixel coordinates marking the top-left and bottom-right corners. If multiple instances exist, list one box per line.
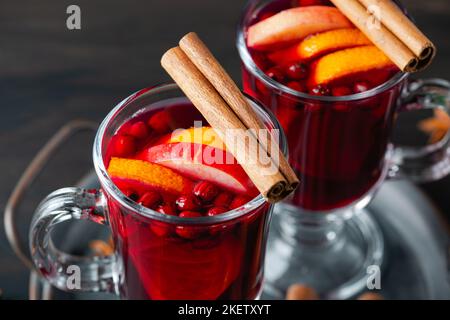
left=93, top=83, right=285, bottom=225
left=236, top=0, right=410, bottom=103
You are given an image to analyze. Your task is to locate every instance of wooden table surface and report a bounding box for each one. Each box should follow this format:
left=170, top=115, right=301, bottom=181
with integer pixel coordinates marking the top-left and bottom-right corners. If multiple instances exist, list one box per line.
left=0, top=0, right=449, bottom=299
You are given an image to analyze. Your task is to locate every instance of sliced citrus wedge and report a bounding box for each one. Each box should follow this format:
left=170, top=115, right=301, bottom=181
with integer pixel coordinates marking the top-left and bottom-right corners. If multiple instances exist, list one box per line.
left=268, top=28, right=371, bottom=64
left=107, top=157, right=193, bottom=195
left=247, top=6, right=352, bottom=50
left=162, top=126, right=226, bottom=150
left=308, top=45, right=396, bottom=87
left=138, top=142, right=257, bottom=194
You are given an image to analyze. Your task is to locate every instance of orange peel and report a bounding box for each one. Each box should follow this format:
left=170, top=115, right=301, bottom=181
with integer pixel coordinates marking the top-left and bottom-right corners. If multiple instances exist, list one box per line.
left=107, top=157, right=193, bottom=194
left=166, top=126, right=226, bottom=150
left=309, top=45, right=395, bottom=86
left=268, top=28, right=371, bottom=63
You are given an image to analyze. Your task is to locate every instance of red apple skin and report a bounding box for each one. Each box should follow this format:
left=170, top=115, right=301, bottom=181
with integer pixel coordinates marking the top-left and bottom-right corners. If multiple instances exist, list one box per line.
left=137, top=142, right=258, bottom=195
left=247, top=6, right=352, bottom=50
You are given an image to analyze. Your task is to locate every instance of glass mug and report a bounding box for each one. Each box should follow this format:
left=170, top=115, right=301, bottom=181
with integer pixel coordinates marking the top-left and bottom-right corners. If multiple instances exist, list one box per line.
left=237, top=0, right=450, bottom=299
left=29, top=83, right=287, bottom=300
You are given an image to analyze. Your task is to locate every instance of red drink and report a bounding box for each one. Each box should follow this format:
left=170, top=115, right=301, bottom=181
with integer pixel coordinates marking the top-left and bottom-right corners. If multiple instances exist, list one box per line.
left=103, top=97, right=270, bottom=299
left=239, top=0, right=403, bottom=210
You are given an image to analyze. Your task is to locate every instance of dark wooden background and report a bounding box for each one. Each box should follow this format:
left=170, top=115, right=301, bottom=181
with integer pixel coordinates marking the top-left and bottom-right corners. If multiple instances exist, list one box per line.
left=0, top=0, right=449, bottom=299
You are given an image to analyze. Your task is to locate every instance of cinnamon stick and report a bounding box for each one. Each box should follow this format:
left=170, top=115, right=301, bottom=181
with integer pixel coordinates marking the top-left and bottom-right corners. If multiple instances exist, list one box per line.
left=161, top=47, right=294, bottom=202
left=358, top=0, right=436, bottom=69
left=179, top=32, right=299, bottom=192
left=330, top=0, right=418, bottom=72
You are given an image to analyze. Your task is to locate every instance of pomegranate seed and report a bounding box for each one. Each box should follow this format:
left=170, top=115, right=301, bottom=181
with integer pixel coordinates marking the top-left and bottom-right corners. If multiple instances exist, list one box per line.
left=310, top=84, right=331, bottom=96
left=353, top=81, right=371, bottom=93
left=285, top=63, right=308, bottom=80
left=193, top=181, right=219, bottom=202
left=176, top=211, right=203, bottom=239
left=332, top=86, right=352, bottom=97
left=287, top=81, right=306, bottom=92
left=128, top=121, right=149, bottom=139
left=150, top=205, right=177, bottom=237
left=147, top=111, right=172, bottom=134
left=207, top=207, right=228, bottom=217
left=176, top=195, right=201, bottom=211
left=137, top=191, right=162, bottom=209
left=213, top=192, right=233, bottom=208
left=230, top=196, right=252, bottom=210
left=114, top=135, right=136, bottom=157
left=266, top=67, right=285, bottom=82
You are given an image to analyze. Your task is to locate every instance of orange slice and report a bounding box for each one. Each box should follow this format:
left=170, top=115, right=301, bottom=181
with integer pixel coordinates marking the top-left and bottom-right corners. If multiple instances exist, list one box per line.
left=308, top=45, right=396, bottom=86
left=165, top=126, right=226, bottom=150
left=107, top=157, right=193, bottom=195
left=268, top=28, right=371, bottom=64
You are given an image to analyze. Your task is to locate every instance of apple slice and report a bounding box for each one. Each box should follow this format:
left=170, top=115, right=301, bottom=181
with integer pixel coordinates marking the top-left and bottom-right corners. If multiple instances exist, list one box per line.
left=157, top=126, right=226, bottom=151
left=247, top=6, right=352, bottom=50
left=137, top=142, right=257, bottom=195
left=107, top=157, right=194, bottom=195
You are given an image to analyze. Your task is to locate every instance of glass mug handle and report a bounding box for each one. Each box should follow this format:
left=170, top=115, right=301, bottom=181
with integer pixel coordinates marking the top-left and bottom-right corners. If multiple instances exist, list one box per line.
left=29, top=187, right=116, bottom=293
left=389, top=78, right=450, bottom=182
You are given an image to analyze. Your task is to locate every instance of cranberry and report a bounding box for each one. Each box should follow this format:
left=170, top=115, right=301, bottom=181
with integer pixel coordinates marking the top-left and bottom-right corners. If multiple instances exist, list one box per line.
left=147, top=111, right=172, bottom=134
left=193, top=181, right=218, bottom=202
left=310, top=84, right=331, bottom=96
left=151, top=221, right=174, bottom=237
left=178, top=211, right=202, bottom=218
left=332, top=86, right=352, bottom=97
left=266, top=67, right=285, bottom=82
left=209, top=224, right=227, bottom=237
left=207, top=206, right=228, bottom=217
left=151, top=224, right=169, bottom=237
left=176, top=195, right=201, bottom=211
left=230, top=196, right=252, bottom=210
left=150, top=204, right=177, bottom=237
left=353, top=81, right=371, bottom=93
left=213, top=192, right=233, bottom=208
left=176, top=211, right=203, bottom=239
left=287, top=81, right=306, bottom=92
left=128, top=121, right=149, bottom=139
left=137, top=191, right=162, bottom=209
left=286, top=63, right=308, bottom=80
left=156, top=204, right=177, bottom=215
left=114, top=135, right=136, bottom=157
